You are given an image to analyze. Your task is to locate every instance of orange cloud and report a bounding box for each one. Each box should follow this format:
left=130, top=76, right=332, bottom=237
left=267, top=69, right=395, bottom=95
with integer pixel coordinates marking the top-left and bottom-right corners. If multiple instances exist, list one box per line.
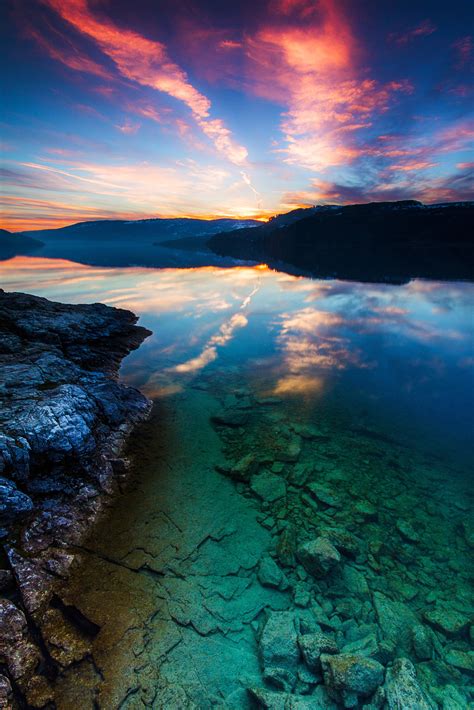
left=241, top=0, right=412, bottom=171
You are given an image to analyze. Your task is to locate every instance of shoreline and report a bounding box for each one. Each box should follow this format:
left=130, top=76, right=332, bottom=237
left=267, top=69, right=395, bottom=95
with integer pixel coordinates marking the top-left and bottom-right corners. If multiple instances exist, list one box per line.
left=0, top=289, right=152, bottom=708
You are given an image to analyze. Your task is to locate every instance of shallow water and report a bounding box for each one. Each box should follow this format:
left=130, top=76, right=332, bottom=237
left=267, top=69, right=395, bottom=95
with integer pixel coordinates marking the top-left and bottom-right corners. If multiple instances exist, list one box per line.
left=1, top=256, right=473, bottom=708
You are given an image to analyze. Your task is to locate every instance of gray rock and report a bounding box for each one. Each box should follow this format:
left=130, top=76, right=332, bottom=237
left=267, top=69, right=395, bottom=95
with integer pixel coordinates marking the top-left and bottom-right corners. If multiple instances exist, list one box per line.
left=423, top=607, right=471, bottom=638
left=396, top=519, right=420, bottom=543
left=321, top=653, right=384, bottom=699
left=384, top=658, right=435, bottom=709
left=258, top=556, right=289, bottom=590
left=298, top=632, right=338, bottom=670
left=259, top=611, right=299, bottom=677
left=373, top=592, right=419, bottom=655
left=251, top=471, right=287, bottom=502
left=0, top=477, right=33, bottom=528
left=306, top=483, right=340, bottom=508
left=444, top=649, right=474, bottom=675
left=297, top=537, right=341, bottom=578
left=216, top=453, right=258, bottom=482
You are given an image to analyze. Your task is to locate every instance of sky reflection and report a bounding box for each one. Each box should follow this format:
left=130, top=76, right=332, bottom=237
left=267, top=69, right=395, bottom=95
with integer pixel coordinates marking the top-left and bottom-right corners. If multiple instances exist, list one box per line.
left=1, top=256, right=472, bottom=461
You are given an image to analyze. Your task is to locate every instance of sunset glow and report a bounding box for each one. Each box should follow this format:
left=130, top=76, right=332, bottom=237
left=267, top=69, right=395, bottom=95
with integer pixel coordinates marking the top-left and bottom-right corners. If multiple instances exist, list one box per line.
left=1, top=0, right=473, bottom=230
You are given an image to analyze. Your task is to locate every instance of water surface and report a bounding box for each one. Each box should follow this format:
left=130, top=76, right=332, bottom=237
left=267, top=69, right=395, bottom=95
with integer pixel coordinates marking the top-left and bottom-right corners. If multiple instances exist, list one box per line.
left=1, top=256, right=473, bottom=708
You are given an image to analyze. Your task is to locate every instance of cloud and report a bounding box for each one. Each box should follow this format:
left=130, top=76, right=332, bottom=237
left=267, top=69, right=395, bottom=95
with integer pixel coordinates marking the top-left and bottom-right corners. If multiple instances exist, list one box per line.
left=452, top=36, right=473, bottom=69
left=115, top=119, right=141, bottom=134
left=388, top=20, right=437, bottom=46
left=41, top=0, right=249, bottom=169
left=239, top=0, right=413, bottom=171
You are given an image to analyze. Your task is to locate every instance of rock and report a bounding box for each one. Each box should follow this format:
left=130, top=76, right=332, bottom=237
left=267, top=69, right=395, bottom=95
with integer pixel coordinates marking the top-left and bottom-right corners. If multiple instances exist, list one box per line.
left=251, top=471, right=287, bottom=502
left=444, top=649, right=474, bottom=675
left=290, top=422, right=326, bottom=440
left=396, top=519, right=420, bottom=543
left=7, top=548, right=55, bottom=617
left=259, top=611, right=299, bottom=678
left=298, top=632, right=338, bottom=670
left=297, top=537, right=341, bottom=578
left=353, top=501, right=378, bottom=521
left=277, top=526, right=297, bottom=567
left=373, top=592, right=419, bottom=655
left=275, top=436, right=301, bottom=463
left=248, top=687, right=287, bottom=709
left=341, top=565, right=369, bottom=596
left=321, top=653, right=384, bottom=701
left=216, top=453, right=258, bottom=482
left=384, top=658, right=435, bottom=709
left=306, top=483, right=340, bottom=508
left=211, top=409, right=248, bottom=427
left=0, top=290, right=152, bottom=682
left=412, top=624, right=435, bottom=661
left=293, top=584, right=311, bottom=608
left=0, top=598, right=40, bottom=681
left=258, top=556, right=289, bottom=590
left=423, top=607, right=470, bottom=638
left=0, top=675, right=13, bottom=708
left=321, top=528, right=362, bottom=560
left=0, top=476, right=33, bottom=528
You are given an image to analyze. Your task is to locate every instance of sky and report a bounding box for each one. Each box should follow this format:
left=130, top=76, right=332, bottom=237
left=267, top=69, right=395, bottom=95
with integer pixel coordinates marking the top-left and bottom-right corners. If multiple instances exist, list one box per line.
left=1, top=0, right=473, bottom=231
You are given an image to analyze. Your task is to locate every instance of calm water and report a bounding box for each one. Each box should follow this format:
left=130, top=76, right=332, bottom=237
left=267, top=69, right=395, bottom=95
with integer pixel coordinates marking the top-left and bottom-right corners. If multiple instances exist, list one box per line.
left=1, top=255, right=473, bottom=707
left=3, top=256, right=473, bottom=465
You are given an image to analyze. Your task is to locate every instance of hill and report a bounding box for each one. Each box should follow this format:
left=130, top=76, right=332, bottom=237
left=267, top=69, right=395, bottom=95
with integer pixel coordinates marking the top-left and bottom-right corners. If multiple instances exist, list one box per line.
left=21, top=217, right=260, bottom=244
left=209, top=201, right=474, bottom=282
left=0, top=229, right=43, bottom=259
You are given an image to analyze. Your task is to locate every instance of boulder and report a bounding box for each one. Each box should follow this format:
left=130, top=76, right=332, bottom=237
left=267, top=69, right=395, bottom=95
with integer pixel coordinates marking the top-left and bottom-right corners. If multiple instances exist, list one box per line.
left=259, top=611, right=299, bottom=679
left=444, top=649, right=474, bottom=675
left=321, top=653, right=384, bottom=702
left=0, top=476, right=33, bottom=529
left=251, top=471, right=287, bottom=503
left=423, top=607, right=471, bottom=638
left=258, top=556, right=289, bottom=590
left=384, top=658, right=435, bottom=709
left=297, top=537, right=341, bottom=578
left=298, top=632, right=338, bottom=670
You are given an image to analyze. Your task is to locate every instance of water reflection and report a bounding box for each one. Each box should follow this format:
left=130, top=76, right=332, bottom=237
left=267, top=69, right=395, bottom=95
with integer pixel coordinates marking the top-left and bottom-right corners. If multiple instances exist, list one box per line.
left=1, top=255, right=473, bottom=464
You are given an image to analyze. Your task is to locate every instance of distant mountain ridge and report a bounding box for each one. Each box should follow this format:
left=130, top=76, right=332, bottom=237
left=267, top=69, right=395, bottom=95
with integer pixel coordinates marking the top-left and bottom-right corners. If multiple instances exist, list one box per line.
left=209, top=200, right=474, bottom=282
left=21, top=217, right=261, bottom=244
left=0, top=229, right=43, bottom=259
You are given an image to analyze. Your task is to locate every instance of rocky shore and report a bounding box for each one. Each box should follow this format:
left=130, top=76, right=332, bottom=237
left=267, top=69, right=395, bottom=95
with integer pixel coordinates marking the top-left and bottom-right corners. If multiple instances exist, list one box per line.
left=0, top=289, right=151, bottom=708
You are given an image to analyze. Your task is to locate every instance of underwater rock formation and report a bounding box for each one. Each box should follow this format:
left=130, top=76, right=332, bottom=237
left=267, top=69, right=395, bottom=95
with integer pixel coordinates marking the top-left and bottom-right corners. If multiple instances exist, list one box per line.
left=0, top=289, right=151, bottom=706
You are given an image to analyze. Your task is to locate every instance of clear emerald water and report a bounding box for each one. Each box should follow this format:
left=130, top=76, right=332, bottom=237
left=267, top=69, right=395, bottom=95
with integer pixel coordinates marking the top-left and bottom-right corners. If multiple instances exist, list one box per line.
left=1, top=255, right=473, bottom=707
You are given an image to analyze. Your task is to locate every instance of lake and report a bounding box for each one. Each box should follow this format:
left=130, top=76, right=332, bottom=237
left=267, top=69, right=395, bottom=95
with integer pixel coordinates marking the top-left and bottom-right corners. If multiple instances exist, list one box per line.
left=1, top=255, right=473, bottom=708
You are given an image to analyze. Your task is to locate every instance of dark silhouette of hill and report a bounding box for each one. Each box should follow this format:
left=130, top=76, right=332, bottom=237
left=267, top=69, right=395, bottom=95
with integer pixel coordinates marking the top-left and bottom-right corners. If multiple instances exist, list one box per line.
left=21, top=217, right=260, bottom=244
left=0, top=229, right=43, bottom=259
left=209, top=201, right=474, bottom=282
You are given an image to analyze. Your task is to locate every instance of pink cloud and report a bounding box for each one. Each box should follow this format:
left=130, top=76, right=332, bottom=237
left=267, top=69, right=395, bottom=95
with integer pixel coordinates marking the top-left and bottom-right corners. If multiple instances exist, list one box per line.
left=42, top=0, right=249, bottom=167
left=114, top=119, right=141, bottom=135
left=388, top=20, right=437, bottom=46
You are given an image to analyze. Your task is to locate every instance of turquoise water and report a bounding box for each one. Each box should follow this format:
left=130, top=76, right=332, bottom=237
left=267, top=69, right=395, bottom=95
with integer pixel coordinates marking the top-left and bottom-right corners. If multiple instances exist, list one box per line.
left=1, top=255, right=473, bottom=707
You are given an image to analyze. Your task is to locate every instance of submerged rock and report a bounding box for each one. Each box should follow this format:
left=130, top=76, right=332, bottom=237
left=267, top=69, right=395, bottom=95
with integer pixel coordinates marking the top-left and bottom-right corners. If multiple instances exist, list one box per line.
left=297, top=537, right=341, bottom=578
left=444, top=649, right=474, bottom=675
left=298, top=632, right=338, bottom=670
left=423, top=607, right=471, bottom=638
left=258, top=556, right=289, bottom=590
left=384, top=658, right=435, bottom=709
left=259, top=611, right=299, bottom=687
left=251, top=470, right=287, bottom=502
left=320, top=652, right=384, bottom=705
